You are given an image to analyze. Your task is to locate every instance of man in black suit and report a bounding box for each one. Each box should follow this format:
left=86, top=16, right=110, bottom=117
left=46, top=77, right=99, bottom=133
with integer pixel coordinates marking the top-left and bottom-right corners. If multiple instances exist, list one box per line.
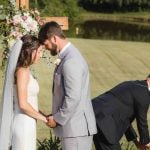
left=92, top=77, right=150, bottom=150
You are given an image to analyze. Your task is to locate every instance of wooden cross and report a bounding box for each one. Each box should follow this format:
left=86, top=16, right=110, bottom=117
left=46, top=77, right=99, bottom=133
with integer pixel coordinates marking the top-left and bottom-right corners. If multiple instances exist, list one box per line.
left=16, top=0, right=29, bottom=9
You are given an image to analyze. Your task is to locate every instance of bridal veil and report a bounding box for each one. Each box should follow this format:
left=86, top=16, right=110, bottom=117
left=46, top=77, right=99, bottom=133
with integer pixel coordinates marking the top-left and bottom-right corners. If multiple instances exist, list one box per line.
left=0, top=40, right=23, bottom=149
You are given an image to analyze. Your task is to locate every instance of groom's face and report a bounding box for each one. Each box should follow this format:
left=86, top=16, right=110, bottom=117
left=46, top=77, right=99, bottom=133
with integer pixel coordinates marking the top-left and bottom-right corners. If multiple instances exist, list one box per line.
left=147, top=78, right=150, bottom=91
left=44, top=38, right=58, bottom=56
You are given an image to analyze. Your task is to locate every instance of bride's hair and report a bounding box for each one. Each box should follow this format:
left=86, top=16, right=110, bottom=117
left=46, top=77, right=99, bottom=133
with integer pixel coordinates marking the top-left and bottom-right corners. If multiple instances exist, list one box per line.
left=16, top=34, right=41, bottom=68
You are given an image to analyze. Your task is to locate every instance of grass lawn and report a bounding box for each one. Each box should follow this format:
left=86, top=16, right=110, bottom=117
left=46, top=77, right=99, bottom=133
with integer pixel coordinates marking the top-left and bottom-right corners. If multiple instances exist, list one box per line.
left=0, top=38, right=150, bottom=149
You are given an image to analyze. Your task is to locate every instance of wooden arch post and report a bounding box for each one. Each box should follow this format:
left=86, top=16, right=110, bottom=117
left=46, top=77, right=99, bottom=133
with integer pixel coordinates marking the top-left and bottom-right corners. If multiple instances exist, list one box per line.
left=16, top=0, right=29, bottom=9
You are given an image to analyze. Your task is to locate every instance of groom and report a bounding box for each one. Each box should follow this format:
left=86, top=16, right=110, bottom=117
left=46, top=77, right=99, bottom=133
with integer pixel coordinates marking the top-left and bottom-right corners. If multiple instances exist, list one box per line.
left=38, top=21, right=97, bottom=150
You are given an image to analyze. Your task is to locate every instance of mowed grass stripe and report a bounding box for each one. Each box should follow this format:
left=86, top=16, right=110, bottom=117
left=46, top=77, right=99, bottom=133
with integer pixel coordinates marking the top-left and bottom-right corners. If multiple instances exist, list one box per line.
left=71, top=39, right=150, bottom=95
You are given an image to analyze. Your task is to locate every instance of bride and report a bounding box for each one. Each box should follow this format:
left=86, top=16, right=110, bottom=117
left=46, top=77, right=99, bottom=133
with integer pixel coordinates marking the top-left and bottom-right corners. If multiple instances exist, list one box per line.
left=0, top=35, right=47, bottom=150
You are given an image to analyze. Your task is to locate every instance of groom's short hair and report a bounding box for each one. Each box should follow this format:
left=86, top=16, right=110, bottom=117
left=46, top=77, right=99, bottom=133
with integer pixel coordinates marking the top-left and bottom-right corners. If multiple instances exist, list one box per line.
left=38, top=21, right=66, bottom=44
left=147, top=74, right=150, bottom=78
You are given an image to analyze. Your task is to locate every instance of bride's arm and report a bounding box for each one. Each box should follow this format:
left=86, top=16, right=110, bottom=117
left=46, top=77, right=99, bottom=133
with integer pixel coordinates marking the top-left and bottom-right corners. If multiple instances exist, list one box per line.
left=16, top=67, right=47, bottom=123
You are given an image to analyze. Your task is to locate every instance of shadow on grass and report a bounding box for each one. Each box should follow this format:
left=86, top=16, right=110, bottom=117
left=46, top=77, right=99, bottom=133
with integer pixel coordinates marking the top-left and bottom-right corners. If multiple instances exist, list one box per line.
left=121, top=141, right=136, bottom=150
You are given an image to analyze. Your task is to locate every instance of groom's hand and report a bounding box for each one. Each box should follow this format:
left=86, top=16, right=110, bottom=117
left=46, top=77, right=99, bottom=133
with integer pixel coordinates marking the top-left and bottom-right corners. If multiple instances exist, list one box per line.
left=46, top=115, right=57, bottom=128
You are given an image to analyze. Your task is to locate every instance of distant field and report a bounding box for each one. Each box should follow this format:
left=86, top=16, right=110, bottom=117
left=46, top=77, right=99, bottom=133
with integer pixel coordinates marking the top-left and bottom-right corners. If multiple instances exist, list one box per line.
left=0, top=38, right=150, bottom=149
left=81, top=11, right=150, bottom=25
left=82, top=11, right=150, bottom=19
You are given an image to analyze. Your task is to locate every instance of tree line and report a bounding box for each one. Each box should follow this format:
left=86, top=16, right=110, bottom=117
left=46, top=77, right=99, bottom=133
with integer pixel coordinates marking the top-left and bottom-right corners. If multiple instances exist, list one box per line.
left=30, top=0, right=80, bottom=22
left=1, top=0, right=150, bottom=22
left=78, top=0, right=150, bottom=12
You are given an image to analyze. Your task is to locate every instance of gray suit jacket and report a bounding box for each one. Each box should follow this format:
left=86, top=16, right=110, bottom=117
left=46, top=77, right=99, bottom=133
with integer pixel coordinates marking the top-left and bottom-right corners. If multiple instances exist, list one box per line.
left=52, top=43, right=97, bottom=138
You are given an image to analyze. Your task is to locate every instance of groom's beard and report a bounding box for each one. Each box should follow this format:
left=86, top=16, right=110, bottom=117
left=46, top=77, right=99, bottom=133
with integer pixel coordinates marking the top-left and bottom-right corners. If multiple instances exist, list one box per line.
left=50, top=43, right=58, bottom=56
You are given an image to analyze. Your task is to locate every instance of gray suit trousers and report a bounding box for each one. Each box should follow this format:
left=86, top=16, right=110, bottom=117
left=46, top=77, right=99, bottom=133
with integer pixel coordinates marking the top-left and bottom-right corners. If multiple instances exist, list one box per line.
left=60, top=135, right=93, bottom=150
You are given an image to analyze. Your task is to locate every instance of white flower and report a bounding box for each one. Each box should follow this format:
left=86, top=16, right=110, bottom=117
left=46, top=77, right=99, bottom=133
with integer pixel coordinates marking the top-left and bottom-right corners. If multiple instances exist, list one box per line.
left=54, top=58, right=61, bottom=66
left=21, top=22, right=30, bottom=32
left=0, top=5, right=3, bottom=9
left=28, top=20, right=38, bottom=32
left=13, top=14, right=22, bottom=25
left=34, top=9, right=40, bottom=15
left=23, top=12, right=30, bottom=16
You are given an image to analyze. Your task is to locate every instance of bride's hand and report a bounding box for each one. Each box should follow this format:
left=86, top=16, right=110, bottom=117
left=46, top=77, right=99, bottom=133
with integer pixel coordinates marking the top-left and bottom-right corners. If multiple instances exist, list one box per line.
left=42, top=116, right=48, bottom=123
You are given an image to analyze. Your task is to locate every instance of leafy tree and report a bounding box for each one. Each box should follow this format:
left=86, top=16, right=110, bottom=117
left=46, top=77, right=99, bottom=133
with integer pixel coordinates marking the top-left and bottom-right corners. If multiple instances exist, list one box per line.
left=30, top=0, right=81, bottom=22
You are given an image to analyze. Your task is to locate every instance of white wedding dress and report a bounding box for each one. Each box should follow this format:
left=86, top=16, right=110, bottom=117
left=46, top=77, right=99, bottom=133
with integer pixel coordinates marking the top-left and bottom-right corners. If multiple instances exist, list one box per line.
left=11, top=73, right=39, bottom=150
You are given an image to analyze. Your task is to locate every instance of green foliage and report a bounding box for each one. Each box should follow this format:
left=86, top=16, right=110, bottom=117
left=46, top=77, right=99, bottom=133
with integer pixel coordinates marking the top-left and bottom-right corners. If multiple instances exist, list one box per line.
left=30, top=0, right=81, bottom=22
left=0, top=1, right=16, bottom=73
left=37, top=130, right=62, bottom=150
left=0, top=0, right=9, bottom=6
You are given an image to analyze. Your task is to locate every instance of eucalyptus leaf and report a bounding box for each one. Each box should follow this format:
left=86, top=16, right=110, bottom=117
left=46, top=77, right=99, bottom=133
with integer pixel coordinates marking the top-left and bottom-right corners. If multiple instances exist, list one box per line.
left=0, top=15, right=6, bottom=20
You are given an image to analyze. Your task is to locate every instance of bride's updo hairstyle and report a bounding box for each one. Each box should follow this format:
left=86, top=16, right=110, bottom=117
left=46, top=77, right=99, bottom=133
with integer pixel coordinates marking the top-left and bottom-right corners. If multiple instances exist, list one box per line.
left=17, top=34, right=41, bottom=68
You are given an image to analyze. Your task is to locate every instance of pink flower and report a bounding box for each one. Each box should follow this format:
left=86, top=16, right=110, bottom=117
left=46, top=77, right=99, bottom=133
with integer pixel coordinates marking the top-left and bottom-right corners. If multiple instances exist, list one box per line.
left=22, top=16, right=28, bottom=21
left=38, top=19, right=45, bottom=26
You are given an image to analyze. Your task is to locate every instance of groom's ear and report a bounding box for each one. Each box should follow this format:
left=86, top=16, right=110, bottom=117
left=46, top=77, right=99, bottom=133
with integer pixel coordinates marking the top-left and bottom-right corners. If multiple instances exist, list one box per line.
left=52, top=35, right=59, bottom=43
left=54, top=36, right=57, bottom=42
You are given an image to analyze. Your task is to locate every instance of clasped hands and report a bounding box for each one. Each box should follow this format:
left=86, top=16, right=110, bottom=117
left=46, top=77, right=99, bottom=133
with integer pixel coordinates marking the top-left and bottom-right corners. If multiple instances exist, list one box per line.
left=45, top=115, right=57, bottom=128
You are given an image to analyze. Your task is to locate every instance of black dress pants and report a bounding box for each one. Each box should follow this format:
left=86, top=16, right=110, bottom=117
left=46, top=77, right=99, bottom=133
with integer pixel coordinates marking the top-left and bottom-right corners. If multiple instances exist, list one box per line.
left=93, top=127, right=121, bottom=150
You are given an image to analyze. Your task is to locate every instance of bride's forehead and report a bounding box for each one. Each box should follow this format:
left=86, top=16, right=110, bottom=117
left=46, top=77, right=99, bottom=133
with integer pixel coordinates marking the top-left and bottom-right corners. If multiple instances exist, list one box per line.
left=44, top=39, right=51, bottom=44
left=38, top=45, right=44, bottom=50
left=35, top=46, right=43, bottom=52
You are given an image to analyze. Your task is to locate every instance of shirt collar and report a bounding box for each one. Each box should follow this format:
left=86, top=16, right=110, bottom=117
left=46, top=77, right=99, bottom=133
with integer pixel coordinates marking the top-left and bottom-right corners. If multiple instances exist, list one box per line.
left=58, top=42, right=71, bottom=58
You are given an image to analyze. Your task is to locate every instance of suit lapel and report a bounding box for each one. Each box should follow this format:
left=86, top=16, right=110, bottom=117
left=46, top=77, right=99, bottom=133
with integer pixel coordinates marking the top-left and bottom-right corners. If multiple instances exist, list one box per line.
left=52, top=44, right=72, bottom=93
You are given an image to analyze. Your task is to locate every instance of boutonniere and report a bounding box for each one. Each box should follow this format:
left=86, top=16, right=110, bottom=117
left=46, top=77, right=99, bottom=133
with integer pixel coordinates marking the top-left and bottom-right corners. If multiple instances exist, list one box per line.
left=54, top=58, right=61, bottom=66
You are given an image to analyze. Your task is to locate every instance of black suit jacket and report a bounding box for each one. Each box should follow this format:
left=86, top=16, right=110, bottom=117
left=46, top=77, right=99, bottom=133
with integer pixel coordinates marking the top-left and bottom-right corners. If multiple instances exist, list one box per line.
left=92, top=80, right=150, bottom=145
